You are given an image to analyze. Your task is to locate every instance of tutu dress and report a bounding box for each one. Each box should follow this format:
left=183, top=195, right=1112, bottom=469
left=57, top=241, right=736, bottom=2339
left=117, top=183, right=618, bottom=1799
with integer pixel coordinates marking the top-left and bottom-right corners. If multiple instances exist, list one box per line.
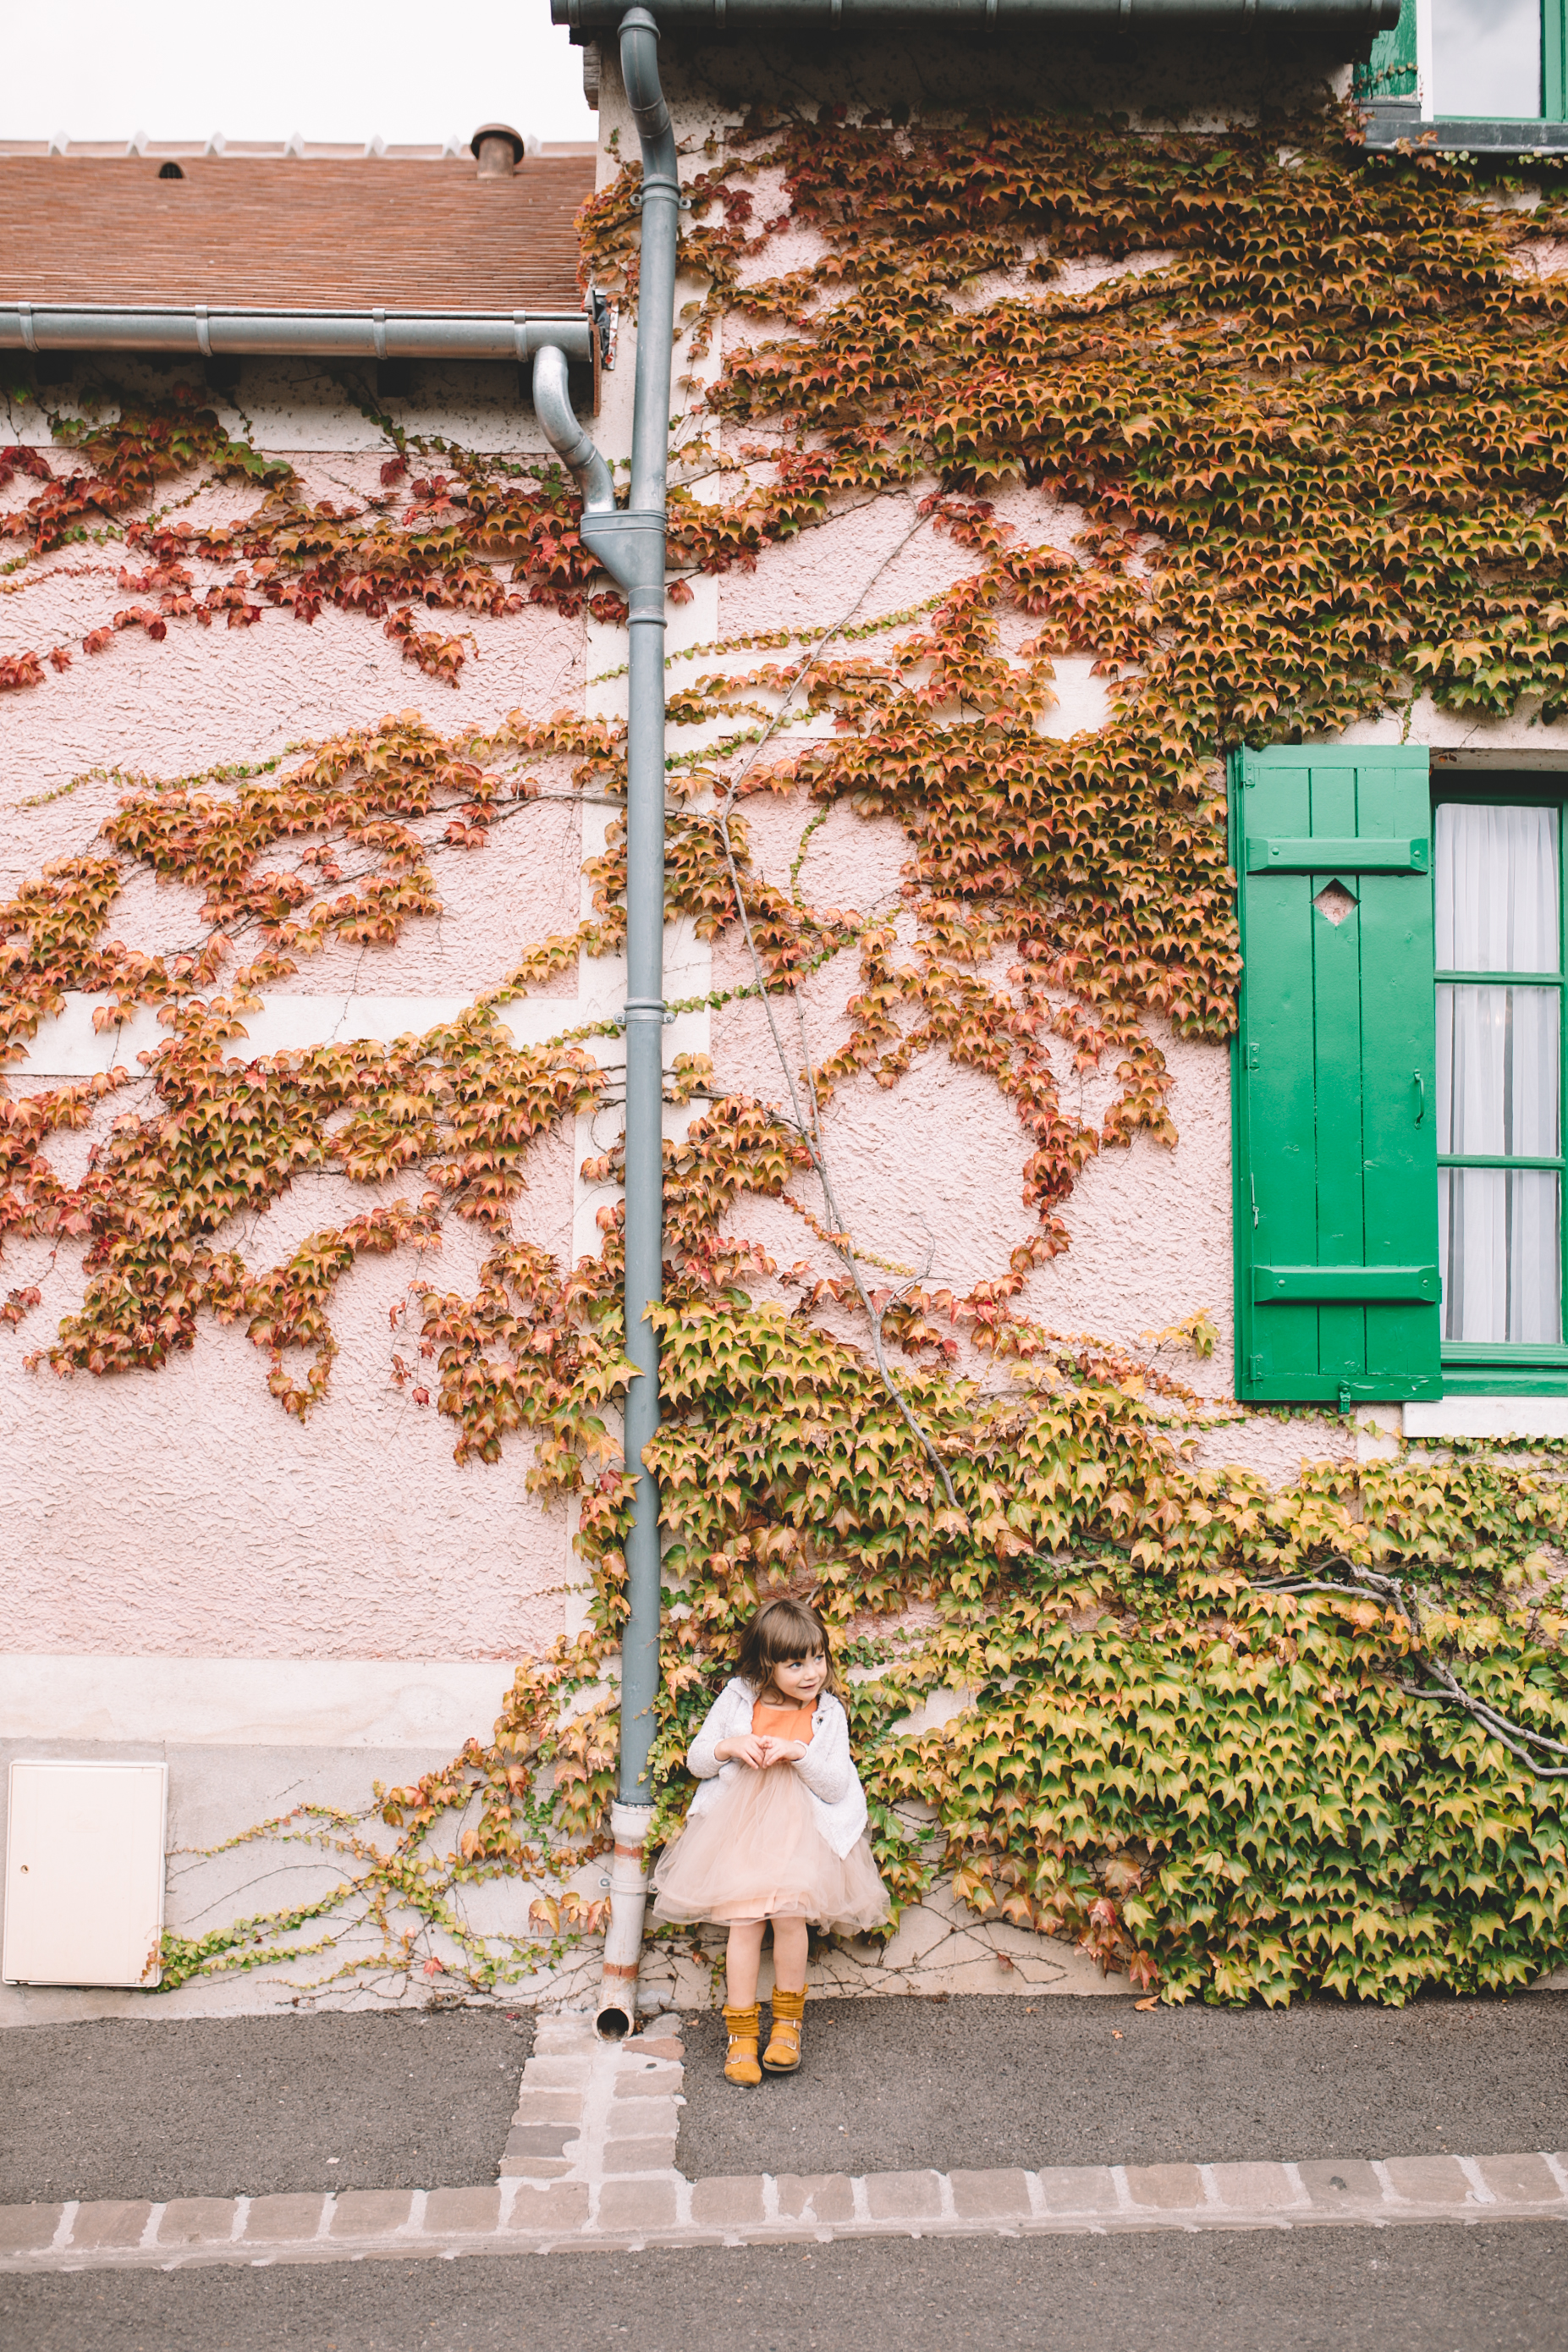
left=651, top=1680, right=889, bottom=1937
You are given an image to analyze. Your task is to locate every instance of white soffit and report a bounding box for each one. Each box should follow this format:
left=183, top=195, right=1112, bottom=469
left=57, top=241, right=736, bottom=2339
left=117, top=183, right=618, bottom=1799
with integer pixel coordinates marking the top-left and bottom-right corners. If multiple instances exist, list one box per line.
left=1404, top=1399, right=1568, bottom=1440
left=3, top=1760, right=167, bottom=1988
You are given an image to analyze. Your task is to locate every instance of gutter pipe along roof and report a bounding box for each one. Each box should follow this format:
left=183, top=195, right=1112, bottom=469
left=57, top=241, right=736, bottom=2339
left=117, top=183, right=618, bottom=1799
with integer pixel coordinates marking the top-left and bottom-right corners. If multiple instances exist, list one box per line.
left=0, top=304, right=596, bottom=363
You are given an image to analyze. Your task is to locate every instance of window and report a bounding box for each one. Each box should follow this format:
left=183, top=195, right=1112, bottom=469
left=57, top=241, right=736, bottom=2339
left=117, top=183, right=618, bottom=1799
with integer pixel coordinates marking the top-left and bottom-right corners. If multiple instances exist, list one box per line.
left=1433, top=0, right=1545, bottom=119
left=1359, top=0, right=1568, bottom=149
left=1433, top=789, right=1568, bottom=1386
left=1232, top=749, right=1568, bottom=1402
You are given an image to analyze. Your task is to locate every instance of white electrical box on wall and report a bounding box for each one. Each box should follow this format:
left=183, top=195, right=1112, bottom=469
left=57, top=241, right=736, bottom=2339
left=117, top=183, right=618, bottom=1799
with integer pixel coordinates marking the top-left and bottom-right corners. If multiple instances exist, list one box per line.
left=3, top=1760, right=168, bottom=1987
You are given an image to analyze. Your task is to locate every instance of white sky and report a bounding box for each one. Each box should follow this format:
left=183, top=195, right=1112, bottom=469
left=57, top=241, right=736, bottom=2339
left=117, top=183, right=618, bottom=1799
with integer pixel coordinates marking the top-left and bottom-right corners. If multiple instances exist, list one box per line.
left=3, top=1, right=597, bottom=149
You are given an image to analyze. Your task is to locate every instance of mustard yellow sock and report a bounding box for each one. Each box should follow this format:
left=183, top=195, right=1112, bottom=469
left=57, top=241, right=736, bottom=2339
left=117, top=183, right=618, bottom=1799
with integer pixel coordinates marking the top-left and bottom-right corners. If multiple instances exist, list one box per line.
left=723, top=2002, right=762, bottom=2085
left=762, top=1985, right=806, bottom=2073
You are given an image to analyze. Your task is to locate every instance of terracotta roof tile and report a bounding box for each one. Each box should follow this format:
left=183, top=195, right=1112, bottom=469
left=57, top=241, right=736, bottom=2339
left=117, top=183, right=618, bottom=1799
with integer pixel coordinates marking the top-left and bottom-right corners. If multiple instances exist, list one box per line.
left=0, top=157, right=596, bottom=313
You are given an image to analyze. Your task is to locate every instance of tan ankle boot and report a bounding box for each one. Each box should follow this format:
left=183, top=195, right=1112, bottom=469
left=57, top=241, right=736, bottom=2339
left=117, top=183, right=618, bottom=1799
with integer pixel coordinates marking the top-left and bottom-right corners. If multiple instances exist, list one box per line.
left=762, top=1985, right=806, bottom=2073
left=723, top=2002, right=762, bottom=2085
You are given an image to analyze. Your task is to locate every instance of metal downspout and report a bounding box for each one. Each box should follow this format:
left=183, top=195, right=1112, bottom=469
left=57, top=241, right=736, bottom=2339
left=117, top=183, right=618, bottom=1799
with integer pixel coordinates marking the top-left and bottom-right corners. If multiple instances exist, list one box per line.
left=531, top=3, right=677, bottom=2038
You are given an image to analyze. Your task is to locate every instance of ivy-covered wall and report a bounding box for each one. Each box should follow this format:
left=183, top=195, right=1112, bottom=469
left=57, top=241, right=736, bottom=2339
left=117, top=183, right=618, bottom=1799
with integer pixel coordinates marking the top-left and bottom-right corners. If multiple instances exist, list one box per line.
left=4, top=34, right=1568, bottom=2005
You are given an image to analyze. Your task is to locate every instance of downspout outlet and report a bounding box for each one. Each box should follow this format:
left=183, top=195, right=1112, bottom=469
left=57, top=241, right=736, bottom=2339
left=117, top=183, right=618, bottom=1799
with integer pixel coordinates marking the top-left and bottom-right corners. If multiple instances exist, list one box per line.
left=597, top=1801, right=657, bottom=2036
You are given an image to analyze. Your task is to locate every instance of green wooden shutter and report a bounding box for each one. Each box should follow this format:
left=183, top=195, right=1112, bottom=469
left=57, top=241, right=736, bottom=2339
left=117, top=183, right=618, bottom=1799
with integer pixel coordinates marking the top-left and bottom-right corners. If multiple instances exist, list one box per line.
left=1232, top=744, right=1442, bottom=1406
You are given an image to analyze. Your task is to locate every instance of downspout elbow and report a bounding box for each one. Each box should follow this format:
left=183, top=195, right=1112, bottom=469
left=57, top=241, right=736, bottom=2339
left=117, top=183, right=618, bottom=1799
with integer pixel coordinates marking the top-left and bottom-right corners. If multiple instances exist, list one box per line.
left=617, top=5, right=680, bottom=523
left=531, top=341, right=616, bottom=514
left=619, top=6, right=677, bottom=188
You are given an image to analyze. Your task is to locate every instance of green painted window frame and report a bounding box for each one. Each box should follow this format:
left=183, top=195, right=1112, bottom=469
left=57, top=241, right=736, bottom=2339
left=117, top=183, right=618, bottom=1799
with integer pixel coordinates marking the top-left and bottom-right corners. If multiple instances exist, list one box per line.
left=1358, top=0, right=1418, bottom=101
left=1432, top=776, right=1568, bottom=1394
left=1358, top=0, right=1568, bottom=147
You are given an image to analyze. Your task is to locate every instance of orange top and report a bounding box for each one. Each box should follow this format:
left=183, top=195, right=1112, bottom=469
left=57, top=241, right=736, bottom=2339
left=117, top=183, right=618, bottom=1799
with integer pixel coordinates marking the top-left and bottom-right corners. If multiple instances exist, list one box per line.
left=751, top=1698, right=815, bottom=1746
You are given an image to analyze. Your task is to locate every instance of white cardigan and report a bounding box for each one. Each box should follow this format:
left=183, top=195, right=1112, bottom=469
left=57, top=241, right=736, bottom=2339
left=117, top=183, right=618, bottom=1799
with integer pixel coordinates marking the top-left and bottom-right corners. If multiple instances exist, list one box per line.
left=684, top=1677, right=869, bottom=1859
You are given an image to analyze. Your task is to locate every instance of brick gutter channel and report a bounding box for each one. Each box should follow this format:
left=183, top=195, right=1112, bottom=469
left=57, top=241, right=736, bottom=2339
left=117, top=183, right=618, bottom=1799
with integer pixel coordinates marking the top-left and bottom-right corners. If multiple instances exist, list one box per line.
left=6, top=2017, right=1567, bottom=2275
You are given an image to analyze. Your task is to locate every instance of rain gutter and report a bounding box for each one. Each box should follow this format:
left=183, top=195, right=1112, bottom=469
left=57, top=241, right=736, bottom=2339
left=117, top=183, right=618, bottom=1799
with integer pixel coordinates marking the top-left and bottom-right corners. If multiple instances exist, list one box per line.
left=0, top=304, right=595, bottom=363
left=553, top=0, right=1401, bottom=31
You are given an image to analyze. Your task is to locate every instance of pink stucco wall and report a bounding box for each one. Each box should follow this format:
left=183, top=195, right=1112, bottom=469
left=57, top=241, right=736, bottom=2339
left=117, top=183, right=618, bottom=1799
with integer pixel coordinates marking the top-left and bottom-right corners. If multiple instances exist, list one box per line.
left=0, top=1127, right=577, bottom=1659
left=2, top=419, right=594, bottom=1660
left=25, top=65, right=1552, bottom=1668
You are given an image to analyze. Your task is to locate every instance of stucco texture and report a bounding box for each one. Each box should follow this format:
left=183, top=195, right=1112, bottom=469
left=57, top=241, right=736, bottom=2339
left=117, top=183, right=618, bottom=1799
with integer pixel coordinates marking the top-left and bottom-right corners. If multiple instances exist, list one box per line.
left=18, top=67, right=1554, bottom=1691
left=0, top=579, right=583, bottom=824
left=709, top=755, right=1235, bottom=1396
left=0, top=1130, right=576, bottom=1659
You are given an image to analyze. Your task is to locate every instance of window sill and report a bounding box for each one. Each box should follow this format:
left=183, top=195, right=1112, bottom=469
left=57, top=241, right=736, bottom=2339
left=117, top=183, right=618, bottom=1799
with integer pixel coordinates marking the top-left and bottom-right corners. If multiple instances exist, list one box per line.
left=1359, top=100, right=1568, bottom=154
left=1442, top=1342, right=1568, bottom=1368
left=1406, top=1396, right=1568, bottom=1439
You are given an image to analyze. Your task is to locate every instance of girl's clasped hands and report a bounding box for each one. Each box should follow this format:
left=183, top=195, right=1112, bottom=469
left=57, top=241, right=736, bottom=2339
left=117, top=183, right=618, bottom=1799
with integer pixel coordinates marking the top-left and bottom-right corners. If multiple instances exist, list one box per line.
left=712, top=1645, right=826, bottom=1771
left=713, top=1728, right=808, bottom=1769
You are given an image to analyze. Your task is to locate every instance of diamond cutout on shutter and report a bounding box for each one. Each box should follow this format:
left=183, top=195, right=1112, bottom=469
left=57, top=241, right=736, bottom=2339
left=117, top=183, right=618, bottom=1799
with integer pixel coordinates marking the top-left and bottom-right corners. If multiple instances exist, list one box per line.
left=1312, top=879, right=1358, bottom=926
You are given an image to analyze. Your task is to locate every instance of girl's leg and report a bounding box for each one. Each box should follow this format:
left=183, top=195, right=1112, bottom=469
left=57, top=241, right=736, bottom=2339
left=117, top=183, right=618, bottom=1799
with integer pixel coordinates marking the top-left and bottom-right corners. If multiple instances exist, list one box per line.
left=762, top=1915, right=810, bottom=2073
left=723, top=1921, right=767, bottom=2086
left=725, top=1920, right=766, bottom=2008
left=771, top=1915, right=809, bottom=1993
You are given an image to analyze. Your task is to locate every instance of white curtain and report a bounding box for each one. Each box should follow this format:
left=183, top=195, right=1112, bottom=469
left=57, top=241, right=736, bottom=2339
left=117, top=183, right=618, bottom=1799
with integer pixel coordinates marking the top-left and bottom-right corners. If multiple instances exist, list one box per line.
left=1434, top=801, right=1558, bottom=973
left=1434, top=804, right=1560, bottom=1345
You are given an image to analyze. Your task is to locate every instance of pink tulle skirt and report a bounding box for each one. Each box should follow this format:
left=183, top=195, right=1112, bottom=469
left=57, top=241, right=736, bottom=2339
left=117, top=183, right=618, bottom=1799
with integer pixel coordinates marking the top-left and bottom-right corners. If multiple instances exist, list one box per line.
left=651, top=1762, right=890, bottom=1936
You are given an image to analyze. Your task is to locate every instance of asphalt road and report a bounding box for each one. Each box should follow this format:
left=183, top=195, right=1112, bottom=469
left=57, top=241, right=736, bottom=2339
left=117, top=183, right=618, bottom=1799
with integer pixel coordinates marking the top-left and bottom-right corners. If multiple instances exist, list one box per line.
left=3, top=2227, right=1566, bottom=2352
left=0, top=2008, right=533, bottom=2204
left=675, top=1991, right=1568, bottom=2179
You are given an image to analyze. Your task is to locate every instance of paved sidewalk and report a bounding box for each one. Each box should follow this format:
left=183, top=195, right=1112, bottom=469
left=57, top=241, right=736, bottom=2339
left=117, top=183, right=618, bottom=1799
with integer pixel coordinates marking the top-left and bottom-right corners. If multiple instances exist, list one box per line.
left=675, top=1990, right=1568, bottom=2178
left=3, top=2014, right=1565, bottom=2277
left=0, top=2008, right=532, bottom=2204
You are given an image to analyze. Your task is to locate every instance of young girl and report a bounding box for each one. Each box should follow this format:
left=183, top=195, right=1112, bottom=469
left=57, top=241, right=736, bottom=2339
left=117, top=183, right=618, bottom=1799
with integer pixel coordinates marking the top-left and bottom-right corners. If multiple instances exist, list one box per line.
left=651, top=1597, right=889, bottom=2084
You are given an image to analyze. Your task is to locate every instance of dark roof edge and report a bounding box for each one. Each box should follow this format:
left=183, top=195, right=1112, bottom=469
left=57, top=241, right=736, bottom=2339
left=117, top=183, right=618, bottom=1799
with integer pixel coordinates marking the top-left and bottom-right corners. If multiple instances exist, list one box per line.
left=556, top=0, right=1400, bottom=30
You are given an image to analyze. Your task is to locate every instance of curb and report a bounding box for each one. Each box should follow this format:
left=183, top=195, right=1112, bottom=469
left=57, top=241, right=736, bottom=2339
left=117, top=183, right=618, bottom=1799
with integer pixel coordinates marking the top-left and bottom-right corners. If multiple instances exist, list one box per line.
left=3, top=2155, right=1568, bottom=2274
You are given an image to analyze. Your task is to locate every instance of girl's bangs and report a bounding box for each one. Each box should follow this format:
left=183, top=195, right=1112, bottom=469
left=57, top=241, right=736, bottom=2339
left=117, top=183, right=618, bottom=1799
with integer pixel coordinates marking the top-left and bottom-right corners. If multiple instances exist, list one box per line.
left=760, top=1627, right=823, bottom=1663
left=740, top=1597, right=839, bottom=1692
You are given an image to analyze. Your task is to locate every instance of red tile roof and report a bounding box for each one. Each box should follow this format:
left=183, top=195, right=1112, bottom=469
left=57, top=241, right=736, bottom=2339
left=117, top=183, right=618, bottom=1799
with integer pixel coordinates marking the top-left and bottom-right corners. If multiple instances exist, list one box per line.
left=0, top=156, right=596, bottom=314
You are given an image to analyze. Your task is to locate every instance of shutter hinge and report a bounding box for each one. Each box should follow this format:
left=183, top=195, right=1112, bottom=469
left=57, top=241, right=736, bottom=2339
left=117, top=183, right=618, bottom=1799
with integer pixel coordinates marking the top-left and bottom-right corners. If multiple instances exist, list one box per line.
left=1337, top=1382, right=1351, bottom=1415
left=1250, top=1174, right=1258, bottom=1229
left=1246, top=1042, right=1259, bottom=1071
left=1247, top=1353, right=1265, bottom=1382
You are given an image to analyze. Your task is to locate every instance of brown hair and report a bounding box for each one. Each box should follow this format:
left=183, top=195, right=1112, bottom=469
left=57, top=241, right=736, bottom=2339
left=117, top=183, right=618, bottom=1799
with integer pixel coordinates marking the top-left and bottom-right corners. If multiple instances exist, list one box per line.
left=736, top=1597, right=839, bottom=1698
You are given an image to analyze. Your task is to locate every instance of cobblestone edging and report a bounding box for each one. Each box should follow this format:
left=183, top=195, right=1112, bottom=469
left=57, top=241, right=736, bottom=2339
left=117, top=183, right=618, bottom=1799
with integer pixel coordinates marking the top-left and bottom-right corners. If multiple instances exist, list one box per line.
left=4, top=2016, right=1566, bottom=2275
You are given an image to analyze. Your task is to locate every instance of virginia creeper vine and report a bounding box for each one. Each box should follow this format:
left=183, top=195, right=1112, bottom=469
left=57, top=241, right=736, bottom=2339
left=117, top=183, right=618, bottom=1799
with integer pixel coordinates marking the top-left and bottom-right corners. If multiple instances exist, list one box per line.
left=4, top=101, right=1568, bottom=2005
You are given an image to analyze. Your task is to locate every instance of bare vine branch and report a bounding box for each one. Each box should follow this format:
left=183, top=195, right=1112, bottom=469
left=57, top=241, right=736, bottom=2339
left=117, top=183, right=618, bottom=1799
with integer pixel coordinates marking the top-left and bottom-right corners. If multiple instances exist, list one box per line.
left=696, top=504, right=964, bottom=1511
left=1254, top=1558, right=1568, bottom=1779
